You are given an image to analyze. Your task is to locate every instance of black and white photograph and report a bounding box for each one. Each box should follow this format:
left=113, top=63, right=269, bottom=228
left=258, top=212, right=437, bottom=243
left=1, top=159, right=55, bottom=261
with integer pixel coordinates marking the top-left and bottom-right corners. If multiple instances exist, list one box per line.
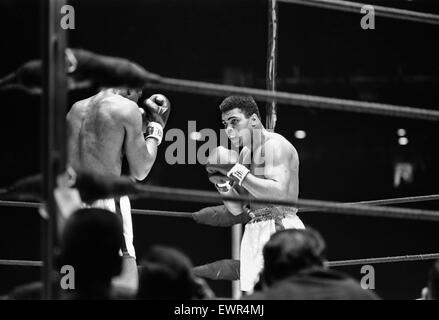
left=0, top=0, right=439, bottom=307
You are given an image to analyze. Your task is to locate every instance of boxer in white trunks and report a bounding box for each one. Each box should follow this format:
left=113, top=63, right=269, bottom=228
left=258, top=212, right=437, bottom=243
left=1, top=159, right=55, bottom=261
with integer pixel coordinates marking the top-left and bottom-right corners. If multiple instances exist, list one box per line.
left=205, top=95, right=304, bottom=293
left=66, top=87, right=170, bottom=293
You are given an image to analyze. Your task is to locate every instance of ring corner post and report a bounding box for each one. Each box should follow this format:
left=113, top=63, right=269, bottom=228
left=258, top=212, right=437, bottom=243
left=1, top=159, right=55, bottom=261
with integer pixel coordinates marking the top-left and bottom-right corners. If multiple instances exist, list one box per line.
left=41, top=0, right=69, bottom=300
left=231, top=224, right=242, bottom=299
left=266, top=0, right=278, bottom=131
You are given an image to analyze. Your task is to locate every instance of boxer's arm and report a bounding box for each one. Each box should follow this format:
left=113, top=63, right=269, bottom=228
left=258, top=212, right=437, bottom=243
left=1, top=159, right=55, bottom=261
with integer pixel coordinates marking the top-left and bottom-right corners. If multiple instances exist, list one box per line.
left=206, top=146, right=244, bottom=214
left=122, top=102, right=158, bottom=181
left=241, top=140, right=293, bottom=199
left=218, top=185, right=246, bottom=216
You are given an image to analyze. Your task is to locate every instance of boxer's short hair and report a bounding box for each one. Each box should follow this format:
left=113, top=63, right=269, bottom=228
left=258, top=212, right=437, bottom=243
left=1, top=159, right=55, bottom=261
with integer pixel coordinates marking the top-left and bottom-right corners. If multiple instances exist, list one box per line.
left=219, top=95, right=261, bottom=120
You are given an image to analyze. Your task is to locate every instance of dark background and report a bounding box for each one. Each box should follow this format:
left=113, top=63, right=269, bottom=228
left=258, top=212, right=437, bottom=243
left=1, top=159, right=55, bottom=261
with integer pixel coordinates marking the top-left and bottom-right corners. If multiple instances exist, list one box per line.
left=0, top=0, right=438, bottom=299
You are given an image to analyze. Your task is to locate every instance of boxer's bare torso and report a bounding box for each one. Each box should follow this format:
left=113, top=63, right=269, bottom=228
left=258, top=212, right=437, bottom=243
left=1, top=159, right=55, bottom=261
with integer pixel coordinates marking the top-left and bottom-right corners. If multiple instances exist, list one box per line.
left=65, top=89, right=166, bottom=293
left=239, top=131, right=299, bottom=211
left=67, top=89, right=145, bottom=178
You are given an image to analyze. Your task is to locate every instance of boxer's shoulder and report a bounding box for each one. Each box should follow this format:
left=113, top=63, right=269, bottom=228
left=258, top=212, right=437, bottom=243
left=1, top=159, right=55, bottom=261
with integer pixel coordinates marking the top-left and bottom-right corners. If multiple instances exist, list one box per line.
left=265, top=131, right=290, bottom=144
left=69, top=92, right=140, bottom=127
left=99, top=91, right=137, bottom=108
left=264, top=132, right=298, bottom=160
left=67, top=97, right=89, bottom=121
left=94, top=93, right=140, bottom=121
left=265, top=132, right=293, bottom=150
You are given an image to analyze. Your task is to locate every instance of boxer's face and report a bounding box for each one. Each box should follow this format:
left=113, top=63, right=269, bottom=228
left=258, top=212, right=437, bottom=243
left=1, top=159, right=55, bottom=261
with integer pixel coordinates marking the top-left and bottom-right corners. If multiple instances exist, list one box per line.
left=222, top=108, right=252, bottom=147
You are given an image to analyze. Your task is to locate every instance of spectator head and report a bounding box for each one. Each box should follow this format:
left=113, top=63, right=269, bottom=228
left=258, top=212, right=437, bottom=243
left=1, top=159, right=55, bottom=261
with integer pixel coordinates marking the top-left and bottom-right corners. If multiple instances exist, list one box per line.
left=262, top=227, right=326, bottom=286
left=137, top=246, right=211, bottom=300
left=56, top=208, right=123, bottom=288
left=427, top=259, right=439, bottom=299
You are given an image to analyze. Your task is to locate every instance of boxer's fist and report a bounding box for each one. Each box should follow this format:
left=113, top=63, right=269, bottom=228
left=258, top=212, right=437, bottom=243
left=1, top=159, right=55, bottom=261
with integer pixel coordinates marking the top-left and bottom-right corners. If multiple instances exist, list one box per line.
left=141, top=94, right=171, bottom=128
left=206, top=147, right=238, bottom=185
left=207, top=146, right=239, bottom=166
left=206, top=147, right=250, bottom=187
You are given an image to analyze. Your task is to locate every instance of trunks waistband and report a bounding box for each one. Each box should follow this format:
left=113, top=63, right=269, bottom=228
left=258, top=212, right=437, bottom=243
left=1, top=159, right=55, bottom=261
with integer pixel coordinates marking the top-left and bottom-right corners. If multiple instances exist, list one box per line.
left=246, top=206, right=298, bottom=224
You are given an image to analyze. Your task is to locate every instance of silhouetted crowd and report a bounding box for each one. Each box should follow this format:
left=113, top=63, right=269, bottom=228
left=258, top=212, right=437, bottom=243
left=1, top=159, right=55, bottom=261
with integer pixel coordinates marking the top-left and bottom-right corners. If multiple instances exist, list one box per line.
left=1, top=207, right=437, bottom=300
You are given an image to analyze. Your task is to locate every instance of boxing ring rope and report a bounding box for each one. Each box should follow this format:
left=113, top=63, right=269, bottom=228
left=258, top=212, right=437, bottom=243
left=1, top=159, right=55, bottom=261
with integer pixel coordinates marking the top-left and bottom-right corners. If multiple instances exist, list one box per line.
left=2, top=193, right=439, bottom=217
left=2, top=188, right=439, bottom=284
left=327, top=253, right=439, bottom=268
left=298, top=194, right=439, bottom=213
left=3, top=253, right=439, bottom=269
left=144, top=77, right=439, bottom=122
left=2, top=190, right=439, bottom=268
left=120, top=185, right=439, bottom=222
left=0, top=201, right=40, bottom=209
left=0, top=260, right=42, bottom=267
left=0, top=199, right=195, bottom=218
left=278, top=0, right=439, bottom=26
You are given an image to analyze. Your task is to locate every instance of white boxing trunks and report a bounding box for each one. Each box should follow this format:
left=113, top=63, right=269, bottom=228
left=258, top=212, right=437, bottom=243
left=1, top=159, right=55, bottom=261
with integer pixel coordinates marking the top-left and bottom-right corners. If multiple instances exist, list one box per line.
left=240, top=206, right=304, bottom=293
left=82, top=195, right=136, bottom=259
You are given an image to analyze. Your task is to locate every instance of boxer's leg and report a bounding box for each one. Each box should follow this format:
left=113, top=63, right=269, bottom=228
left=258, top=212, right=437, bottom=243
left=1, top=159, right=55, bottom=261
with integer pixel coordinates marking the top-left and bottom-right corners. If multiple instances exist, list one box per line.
left=240, top=220, right=276, bottom=293
left=281, top=214, right=305, bottom=230
left=114, top=197, right=136, bottom=258
left=111, top=197, right=138, bottom=294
